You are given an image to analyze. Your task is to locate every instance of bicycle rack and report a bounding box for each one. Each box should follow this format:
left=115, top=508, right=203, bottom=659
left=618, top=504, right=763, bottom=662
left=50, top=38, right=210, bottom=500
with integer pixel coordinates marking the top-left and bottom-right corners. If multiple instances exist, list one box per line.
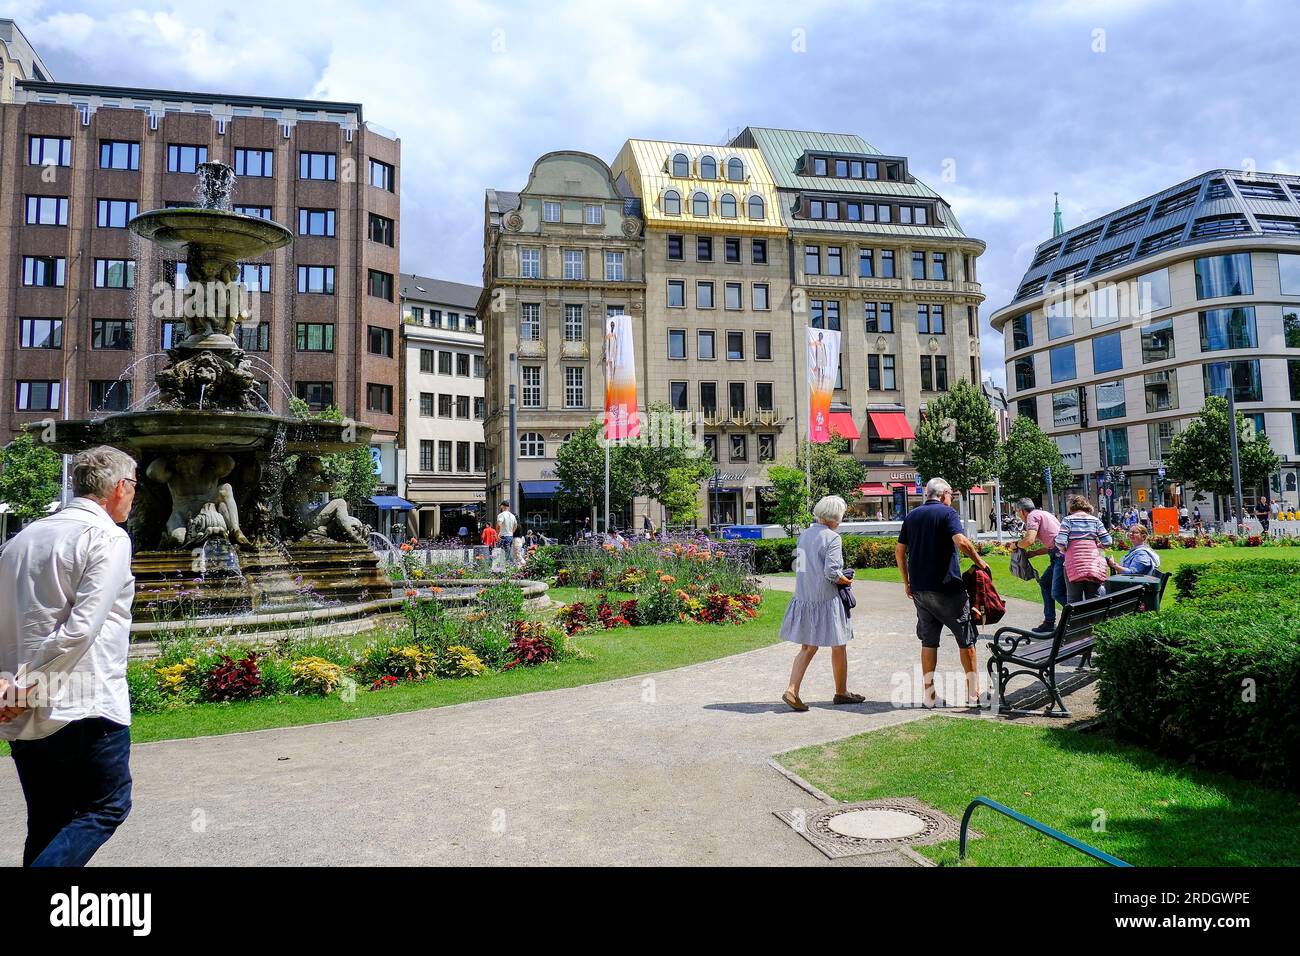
left=960, top=797, right=1131, bottom=867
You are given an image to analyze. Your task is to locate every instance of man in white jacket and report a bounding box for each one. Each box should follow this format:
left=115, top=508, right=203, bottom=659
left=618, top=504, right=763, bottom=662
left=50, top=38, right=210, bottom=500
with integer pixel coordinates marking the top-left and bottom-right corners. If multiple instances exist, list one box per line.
left=0, top=445, right=137, bottom=866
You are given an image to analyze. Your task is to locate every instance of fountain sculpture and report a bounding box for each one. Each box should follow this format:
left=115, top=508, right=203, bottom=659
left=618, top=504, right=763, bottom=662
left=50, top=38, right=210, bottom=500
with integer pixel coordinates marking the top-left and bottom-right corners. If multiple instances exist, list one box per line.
left=35, top=162, right=388, bottom=618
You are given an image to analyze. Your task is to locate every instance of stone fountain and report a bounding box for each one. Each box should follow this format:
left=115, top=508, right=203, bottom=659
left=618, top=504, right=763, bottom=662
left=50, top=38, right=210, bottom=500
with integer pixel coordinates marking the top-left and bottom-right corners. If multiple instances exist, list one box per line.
left=35, top=162, right=389, bottom=620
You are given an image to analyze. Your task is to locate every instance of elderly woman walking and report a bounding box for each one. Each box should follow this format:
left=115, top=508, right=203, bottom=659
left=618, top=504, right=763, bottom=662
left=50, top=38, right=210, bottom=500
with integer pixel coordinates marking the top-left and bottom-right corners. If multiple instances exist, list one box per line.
left=1055, top=494, right=1113, bottom=603
left=780, top=495, right=864, bottom=712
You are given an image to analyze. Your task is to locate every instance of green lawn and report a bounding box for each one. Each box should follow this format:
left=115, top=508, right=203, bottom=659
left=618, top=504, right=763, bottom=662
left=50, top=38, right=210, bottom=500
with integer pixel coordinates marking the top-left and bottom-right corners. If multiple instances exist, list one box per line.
left=92, top=589, right=789, bottom=746
left=779, top=716, right=1300, bottom=867
left=801, top=545, right=1300, bottom=605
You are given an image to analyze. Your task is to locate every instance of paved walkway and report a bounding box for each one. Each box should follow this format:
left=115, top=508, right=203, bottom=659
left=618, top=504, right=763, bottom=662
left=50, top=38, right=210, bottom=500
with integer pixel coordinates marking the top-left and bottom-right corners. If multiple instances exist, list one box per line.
left=0, top=578, right=1047, bottom=866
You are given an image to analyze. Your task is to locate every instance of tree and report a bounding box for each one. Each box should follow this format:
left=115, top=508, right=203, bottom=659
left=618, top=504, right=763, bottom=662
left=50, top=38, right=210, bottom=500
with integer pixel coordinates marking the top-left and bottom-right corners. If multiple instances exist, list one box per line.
left=554, top=419, right=639, bottom=527
left=1165, top=395, right=1280, bottom=502
left=795, top=434, right=866, bottom=504
left=287, top=399, right=379, bottom=508
left=999, top=417, right=1069, bottom=505
left=910, top=378, right=1000, bottom=517
left=659, top=466, right=704, bottom=526
left=626, top=402, right=713, bottom=523
left=0, top=433, right=62, bottom=525
left=767, top=465, right=812, bottom=535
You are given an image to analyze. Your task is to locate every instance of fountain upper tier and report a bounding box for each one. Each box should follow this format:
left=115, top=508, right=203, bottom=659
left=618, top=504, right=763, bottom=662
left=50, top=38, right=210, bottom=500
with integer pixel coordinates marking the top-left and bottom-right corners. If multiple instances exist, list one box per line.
left=129, top=206, right=292, bottom=264
left=39, top=410, right=372, bottom=456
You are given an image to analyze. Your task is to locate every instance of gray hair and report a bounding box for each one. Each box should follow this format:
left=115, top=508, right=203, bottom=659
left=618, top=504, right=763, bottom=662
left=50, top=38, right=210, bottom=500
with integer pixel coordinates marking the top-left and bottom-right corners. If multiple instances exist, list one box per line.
left=812, top=495, right=847, bottom=524
left=1015, top=497, right=1037, bottom=515
left=72, top=446, right=136, bottom=498
left=924, top=478, right=952, bottom=501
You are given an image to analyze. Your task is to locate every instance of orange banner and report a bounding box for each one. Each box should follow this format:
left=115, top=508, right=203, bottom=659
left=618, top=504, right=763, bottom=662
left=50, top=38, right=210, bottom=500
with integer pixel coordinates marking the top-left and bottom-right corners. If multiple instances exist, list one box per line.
left=603, top=313, right=640, bottom=441
left=807, top=326, right=841, bottom=443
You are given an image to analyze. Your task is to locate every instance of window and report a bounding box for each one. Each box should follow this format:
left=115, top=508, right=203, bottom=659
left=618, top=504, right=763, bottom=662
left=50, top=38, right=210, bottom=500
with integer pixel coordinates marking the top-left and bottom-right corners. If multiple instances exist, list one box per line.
left=1138, top=268, right=1171, bottom=313
left=726, top=157, right=744, bottom=181
left=23, top=256, right=66, bottom=288
left=438, top=351, right=453, bottom=375
left=866, top=354, right=896, bottom=391
left=456, top=352, right=470, bottom=376
left=563, top=249, right=584, bottom=280
left=234, top=205, right=272, bottom=220
left=298, top=208, right=336, bottom=236
left=697, top=236, right=713, bottom=262
left=1291, top=359, right=1300, bottom=402
left=1279, top=254, right=1300, bottom=295
left=700, top=382, right=718, bottom=413
left=920, top=356, right=933, bottom=392
left=581, top=203, right=603, bottom=225
left=295, top=382, right=334, bottom=411
left=88, top=380, right=130, bottom=413
left=368, top=213, right=395, bottom=246
left=297, top=266, right=335, bottom=294
left=1145, top=370, right=1178, bottom=412
left=98, top=140, right=139, bottom=170
left=605, top=251, right=624, bottom=281
left=724, top=237, right=741, bottom=263
left=703, top=435, right=718, bottom=462
left=748, top=196, right=764, bottom=220
left=1199, top=306, right=1257, bottom=351
left=168, top=144, right=208, bottom=173
left=935, top=356, right=948, bottom=391
left=1014, top=356, right=1036, bottom=391
left=26, top=196, right=68, bottom=225
left=698, top=330, right=716, bottom=360
left=93, top=259, right=133, bottom=289
left=438, top=393, right=452, bottom=417
left=455, top=395, right=470, bottom=419
left=917, top=304, right=945, bottom=334
left=369, top=159, right=394, bottom=191
left=880, top=250, right=895, bottom=278
left=859, top=249, right=875, bottom=278
left=1050, top=344, right=1076, bottom=383
left=697, top=155, right=717, bottom=180
left=724, top=282, right=742, bottom=311
left=365, top=383, right=393, bottom=414
left=368, top=326, right=394, bottom=357
left=419, top=349, right=436, bottom=373
left=810, top=300, right=841, bottom=330
left=234, top=148, right=273, bottom=177
left=1018, top=397, right=1038, bottom=424
left=1092, top=332, right=1123, bottom=373
left=296, top=323, right=335, bottom=352
left=730, top=434, right=747, bottom=462
left=521, top=366, right=541, bottom=407
left=299, top=152, right=336, bottom=180
left=752, top=239, right=768, bottom=264
left=1052, top=388, right=1081, bottom=428
left=454, top=441, right=470, bottom=473
left=755, top=331, right=772, bottom=360
left=475, top=354, right=487, bottom=381
left=474, top=397, right=485, bottom=420
left=667, top=235, right=683, bottom=260
left=826, top=246, right=843, bottom=276
left=1136, top=318, right=1174, bottom=364
left=729, top=382, right=746, bottom=412
left=420, top=440, right=434, bottom=471
left=16, top=380, right=60, bottom=411
left=160, top=321, right=188, bottom=350
left=667, top=281, right=685, bottom=308
left=1148, top=421, right=1179, bottom=462
left=727, top=330, right=744, bottom=360
left=419, top=393, right=434, bottom=417
left=29, top=136, right=71, bottom=167
left=758, top=434, right=776, bottom=462
left=235, top=264, right=270, bottom=292
left=1101, top=427, right=1129, bottom=467
left=912, top=251, right=926, bottom=280
left=19, top=318, right=62, bottom=350
left=662, top=191, right=681, bottom=216
left=368, top=270, right=393, bottom=301
left=720, top=194, right=737, bottom=218
left=1095, top=380, right=1126, bottom=421
left=520, top=432, right=545, bottom=458
left=1195, top=252, right=1253, bottom=299
left=804, top=245, right=821, bottom=275
left=670, top=153, right=690, bottom=177
left=520, top=247, right=541, bottom=278
left=92, top=319, right=133, bottom=350
left=1046, top=297, right=1073, bottom=339
left=670, top=381, right=688, bottom=411
left=564, top=367, right=585, bottom=407
left=697, top=281, right=715, bottom=309
left=668, top=329, right=686, bottom=359
left=1203, top=360, right=1262, bottom=403
left=1054, top=433, right=1082, bottom=471
left=692, top=192, right=709, bottom=217
left=1010, top=313, right=1033, bottom=351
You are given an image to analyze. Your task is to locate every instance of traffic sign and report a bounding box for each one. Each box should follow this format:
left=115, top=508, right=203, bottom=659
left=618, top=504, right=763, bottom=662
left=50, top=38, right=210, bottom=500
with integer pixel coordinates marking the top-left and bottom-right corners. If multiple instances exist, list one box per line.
left=1157, top=467, right=1166, bottom=478
left=1104, top=487, right=1113, bottom=497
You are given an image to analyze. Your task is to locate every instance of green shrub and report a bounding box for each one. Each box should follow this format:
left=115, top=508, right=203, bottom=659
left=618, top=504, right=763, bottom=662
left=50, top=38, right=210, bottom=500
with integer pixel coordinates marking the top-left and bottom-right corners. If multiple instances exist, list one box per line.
left=1096, top=558, right=1300, bottom=789
left=437, top=645, right=486, bottom=678
left=126, top=662, right=166, bottom=715
left=290, top=656, right=345, bottom=695
left=751, top=538, right=797, bottom=573
left=524, top=545, right=562, bottom=580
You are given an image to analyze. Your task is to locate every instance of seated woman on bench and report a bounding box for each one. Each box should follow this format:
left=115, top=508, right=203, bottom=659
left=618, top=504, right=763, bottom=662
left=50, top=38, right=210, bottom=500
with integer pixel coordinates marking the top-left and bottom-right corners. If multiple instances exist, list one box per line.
left=1107, top=524, right=1162, bottom=577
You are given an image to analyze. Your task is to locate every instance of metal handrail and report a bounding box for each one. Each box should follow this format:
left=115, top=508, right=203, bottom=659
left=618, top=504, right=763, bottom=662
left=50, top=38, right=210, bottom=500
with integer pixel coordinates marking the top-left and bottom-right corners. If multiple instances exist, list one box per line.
left=959, top=797, right=1131, bottom=867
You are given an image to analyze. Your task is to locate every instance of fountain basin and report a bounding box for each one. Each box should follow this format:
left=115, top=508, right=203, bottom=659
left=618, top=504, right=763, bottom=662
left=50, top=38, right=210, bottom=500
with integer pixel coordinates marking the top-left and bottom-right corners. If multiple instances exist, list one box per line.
left=129, top=207, right=292, bottom=262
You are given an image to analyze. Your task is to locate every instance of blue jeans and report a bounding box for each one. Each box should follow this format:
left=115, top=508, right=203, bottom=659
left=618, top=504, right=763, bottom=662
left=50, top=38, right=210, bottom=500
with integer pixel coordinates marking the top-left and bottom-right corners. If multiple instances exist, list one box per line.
left=10, top=717, right=132, bottom=867
left=1039, top=552, right=1066, bottom=624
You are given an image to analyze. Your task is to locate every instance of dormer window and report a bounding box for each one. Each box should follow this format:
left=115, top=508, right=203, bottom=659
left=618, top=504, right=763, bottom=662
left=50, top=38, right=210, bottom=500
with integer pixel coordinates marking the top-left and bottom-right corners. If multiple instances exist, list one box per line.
left=671, top=153, right=690, bottom=177
left=726, top=157, right=744, bottom=181
left=691, top=191, right=710, bottom=217
left=720, top=194, right=737, bottom=218
left=747, top=195, right=765, bottom=220
left=663, top=189, right=682, bottom=216
left=813, top=157, right=828, bottom=176
left=699, top=156, right=717, bottom=180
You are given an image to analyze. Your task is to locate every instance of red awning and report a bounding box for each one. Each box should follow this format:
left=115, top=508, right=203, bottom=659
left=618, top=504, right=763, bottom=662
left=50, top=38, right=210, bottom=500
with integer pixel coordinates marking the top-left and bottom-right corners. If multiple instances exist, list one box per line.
left=827, top=412, right=860, bottom=439
left=969, top=485, right=988, bottom=495
left=859, top=483, right=891, bottom=496
left=868, top=411, right=914, bottom=440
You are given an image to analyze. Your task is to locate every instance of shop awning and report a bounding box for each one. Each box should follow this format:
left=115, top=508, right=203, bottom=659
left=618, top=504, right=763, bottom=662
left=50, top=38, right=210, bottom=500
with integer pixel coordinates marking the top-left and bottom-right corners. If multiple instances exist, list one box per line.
left=868, top=412, right=914, bottom=440
left=827, top=412, right=860, bottom=440
left=369, top=495, right=415, bottom=511
left=520, top=480, right=560, bottom=499
left=969, top=485, right=988, bottom=495
left=858, top=483, right=892, bottom=496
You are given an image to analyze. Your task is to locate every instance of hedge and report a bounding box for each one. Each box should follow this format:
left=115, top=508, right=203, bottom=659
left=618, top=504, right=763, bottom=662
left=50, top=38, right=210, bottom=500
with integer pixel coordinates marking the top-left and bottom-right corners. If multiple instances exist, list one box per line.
left=750, top=536, right=900, bottom=574
left=1096, top=558, right=1300, bottom=790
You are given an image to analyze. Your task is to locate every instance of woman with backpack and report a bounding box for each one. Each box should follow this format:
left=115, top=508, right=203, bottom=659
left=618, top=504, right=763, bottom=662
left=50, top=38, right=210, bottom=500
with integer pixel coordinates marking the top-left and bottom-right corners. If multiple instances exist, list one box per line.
left=1054, top=495, right=1114, bottom=603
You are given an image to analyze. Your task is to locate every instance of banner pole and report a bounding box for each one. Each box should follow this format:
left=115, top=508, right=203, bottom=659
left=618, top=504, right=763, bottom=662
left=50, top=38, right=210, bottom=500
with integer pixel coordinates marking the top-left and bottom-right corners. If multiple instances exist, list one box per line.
left=604, top=437, right=610, bottom=537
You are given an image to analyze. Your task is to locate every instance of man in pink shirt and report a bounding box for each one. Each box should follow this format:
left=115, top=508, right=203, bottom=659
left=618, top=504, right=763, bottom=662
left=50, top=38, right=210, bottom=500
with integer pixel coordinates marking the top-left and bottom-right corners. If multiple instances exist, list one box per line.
left=1012, top=498, right=1065, bottom=634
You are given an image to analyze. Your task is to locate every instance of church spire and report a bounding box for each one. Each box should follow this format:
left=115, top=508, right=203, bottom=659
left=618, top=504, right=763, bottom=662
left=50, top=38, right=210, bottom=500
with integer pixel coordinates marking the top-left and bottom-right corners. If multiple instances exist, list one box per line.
left=1052, top=192, right=1063, bottom=238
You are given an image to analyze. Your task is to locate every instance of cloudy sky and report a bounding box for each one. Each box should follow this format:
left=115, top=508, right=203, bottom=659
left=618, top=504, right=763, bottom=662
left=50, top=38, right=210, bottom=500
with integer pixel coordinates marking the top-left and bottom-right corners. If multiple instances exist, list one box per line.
left=8, top=0, right=1299, bottom=383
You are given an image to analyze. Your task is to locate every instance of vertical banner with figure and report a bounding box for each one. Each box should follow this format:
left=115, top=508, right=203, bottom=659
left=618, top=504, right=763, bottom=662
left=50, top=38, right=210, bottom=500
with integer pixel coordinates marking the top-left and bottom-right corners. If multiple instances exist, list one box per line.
left=603, top=312, right=640, bottom=441
left=807, top=326, right=841, bottom=443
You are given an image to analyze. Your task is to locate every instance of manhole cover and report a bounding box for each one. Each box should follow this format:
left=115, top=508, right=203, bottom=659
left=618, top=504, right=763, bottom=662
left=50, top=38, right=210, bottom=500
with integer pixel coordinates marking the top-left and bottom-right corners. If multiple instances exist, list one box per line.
left=774, top=797, right=972, bottom=860
left=827, top=808, right=928, bottom=840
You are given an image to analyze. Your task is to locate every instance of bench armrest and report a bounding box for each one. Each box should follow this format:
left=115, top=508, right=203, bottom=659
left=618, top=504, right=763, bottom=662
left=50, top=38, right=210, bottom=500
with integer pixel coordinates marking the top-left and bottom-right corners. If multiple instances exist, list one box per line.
left=990, top=625, right=1039, bottom=655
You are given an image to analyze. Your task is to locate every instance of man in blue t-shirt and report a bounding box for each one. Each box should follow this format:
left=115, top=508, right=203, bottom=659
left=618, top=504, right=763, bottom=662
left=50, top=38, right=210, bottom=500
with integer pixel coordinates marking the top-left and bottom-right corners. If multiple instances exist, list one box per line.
left=895, top=477, right=990, bottom=708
